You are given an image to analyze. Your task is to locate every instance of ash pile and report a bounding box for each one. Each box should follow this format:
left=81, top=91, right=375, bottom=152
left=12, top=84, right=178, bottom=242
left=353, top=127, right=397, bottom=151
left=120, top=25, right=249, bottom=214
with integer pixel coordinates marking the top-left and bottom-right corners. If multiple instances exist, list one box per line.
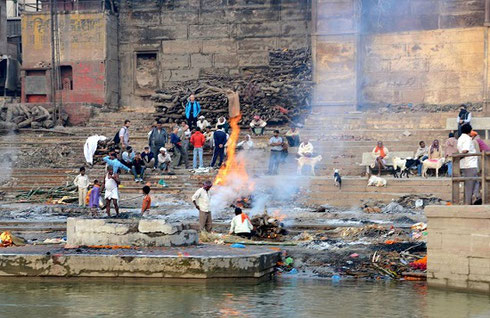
left=151, top=48, right=313, bottom=125
left=0, top=103, right=67, bottom=131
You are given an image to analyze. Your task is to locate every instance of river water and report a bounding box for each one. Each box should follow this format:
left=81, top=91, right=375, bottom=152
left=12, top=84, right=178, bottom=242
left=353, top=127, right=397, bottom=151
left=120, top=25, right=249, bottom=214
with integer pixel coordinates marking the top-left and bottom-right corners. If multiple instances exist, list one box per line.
left=0, top=278, right=489, bottom=317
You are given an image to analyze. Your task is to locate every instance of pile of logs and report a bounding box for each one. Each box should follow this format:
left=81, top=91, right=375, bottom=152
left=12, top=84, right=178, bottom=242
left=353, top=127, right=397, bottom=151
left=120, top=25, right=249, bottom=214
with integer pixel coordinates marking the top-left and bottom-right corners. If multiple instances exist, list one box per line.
left=151, top=48, right=313, bottom=126
left=0, top=103, right=67, bottom=131
left=251, top=212, right=287, bottom=239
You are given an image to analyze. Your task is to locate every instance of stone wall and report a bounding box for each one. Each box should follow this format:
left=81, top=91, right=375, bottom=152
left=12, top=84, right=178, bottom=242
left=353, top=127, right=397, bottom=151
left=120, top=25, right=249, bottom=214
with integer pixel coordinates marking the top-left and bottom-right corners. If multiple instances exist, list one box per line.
left=313, top=0, right=490, bottom=112
left=427, top=205, right=490, bottom=294
left=118, top=0, right=312, bottom=108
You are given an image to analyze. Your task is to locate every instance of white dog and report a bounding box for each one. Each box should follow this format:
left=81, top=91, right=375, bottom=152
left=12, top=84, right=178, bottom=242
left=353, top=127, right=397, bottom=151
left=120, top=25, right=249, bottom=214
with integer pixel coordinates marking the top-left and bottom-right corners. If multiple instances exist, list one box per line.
left=422, top=158, right=445, bottom=178
left=297, top=155, right=323, bottom=176
left=367, top=175, right=387, bottom=187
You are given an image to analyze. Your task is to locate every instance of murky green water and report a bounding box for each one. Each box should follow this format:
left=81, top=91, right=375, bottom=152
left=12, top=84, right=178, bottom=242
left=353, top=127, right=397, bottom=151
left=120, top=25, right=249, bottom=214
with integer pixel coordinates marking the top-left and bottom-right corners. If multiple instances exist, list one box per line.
left=0, top=278, right=489, bottom=317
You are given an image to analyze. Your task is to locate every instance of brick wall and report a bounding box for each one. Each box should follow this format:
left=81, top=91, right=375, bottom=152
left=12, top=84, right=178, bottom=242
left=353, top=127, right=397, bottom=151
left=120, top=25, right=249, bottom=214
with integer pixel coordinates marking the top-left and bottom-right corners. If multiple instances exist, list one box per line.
left=118, top=0, right=312, bottom=108
left=427, top=205, right=490, bottom=294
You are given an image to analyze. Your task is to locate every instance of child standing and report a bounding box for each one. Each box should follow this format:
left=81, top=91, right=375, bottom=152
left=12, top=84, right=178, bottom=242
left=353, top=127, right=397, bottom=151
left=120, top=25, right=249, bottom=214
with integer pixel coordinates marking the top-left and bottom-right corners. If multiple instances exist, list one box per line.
left=88, top=180, right=101, bottom=216
left=74, top=167, right=90, bottom=207
left=141, top=185, right=151, bottom=215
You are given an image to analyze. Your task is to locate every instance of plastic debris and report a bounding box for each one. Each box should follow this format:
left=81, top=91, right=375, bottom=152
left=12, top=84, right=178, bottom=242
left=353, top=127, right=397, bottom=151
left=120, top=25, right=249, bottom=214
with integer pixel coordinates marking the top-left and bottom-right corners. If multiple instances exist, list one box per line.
left=285, top=257, right=294, bottom=265
left=230, top=243, right=246, bottom=248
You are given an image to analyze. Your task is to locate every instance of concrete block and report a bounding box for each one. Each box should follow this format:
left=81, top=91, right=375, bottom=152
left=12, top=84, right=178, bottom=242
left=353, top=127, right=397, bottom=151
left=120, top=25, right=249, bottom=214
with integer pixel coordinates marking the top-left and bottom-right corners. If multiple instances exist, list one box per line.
left=237, top=37, right=276, bottom=51
left=163, top=40, right=202, bottom=54
left=93, top=223, right=131, bottom=235
left=236, top=22, right=280, bottom=38
left=214, top=54, right=238, bottom=67
left=467, top=281, right=490, bottom=293
left=238, top=52, right=269, bottom=66
left=138, top=219, right=179, bottom=235
left=226, top=8, right=280, bottom=23
left=191, top=54, right=213, bottom=68
left=161, top=54, right=190, bottom=69
left=277, top=36, right=309, bottom=50
left=169, top=68, right=200, bottom=81
left=202, top=39, right=237, bottom=54
left=281, top=20, right=309, bottom=36
left=161, top=10, right=199, bottom=25
left=199, top=9, right=228, bottom=24
left=189, top=24, right=230, bottom=39
left=280, top=8, right=310, bottom=21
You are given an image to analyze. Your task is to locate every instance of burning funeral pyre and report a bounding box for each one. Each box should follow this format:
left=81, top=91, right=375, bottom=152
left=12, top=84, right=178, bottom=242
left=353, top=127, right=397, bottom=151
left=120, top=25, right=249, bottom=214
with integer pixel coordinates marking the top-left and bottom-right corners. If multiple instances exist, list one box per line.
left=250, top=211, right=287, bottom=239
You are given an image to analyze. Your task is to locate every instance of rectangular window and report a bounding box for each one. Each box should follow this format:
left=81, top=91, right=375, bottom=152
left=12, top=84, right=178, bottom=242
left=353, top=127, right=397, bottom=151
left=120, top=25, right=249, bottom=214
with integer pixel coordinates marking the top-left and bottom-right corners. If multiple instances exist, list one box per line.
left=59, top=65, right=73, bottom=90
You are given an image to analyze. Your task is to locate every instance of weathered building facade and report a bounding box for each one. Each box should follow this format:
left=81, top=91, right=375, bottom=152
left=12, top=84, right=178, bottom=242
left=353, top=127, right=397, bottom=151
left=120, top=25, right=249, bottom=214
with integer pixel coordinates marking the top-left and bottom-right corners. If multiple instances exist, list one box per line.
left=20, top=2, right=118, bottom=107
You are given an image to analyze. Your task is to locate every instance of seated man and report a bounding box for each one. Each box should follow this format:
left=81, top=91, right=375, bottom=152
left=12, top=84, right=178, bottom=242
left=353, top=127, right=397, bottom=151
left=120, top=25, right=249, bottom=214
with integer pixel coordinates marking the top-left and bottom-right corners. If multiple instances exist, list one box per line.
left=229, top=207, right=253, bottom=239
left=237, top=134, right=254, bottom=151
left=103, top=152, right=130, bottom=174
left=414, top=141, right=429, bottom=176
left=131, top=152, right=146, bottom=183
left=250, top=115, right=267, bottom=136
left=121, top=146, right=135, bottom=168
left=197, top=116, right=210, bottom=131
left=141, top=146, right=155, bottom=169
left=204, top=126, right=214, bottom=150
left=298, top=138, right=314, bottom=157
left=157, top=147, right=172, bottom=173
left=371, top=141, right=389, bottom=176
left=285, top=125, right=300, bottom=147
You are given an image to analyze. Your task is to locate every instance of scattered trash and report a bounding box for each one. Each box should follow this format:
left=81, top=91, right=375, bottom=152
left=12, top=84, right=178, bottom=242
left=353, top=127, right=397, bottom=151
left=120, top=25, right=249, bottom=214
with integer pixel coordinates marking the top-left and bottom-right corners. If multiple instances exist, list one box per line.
left=230, top=243, right=246, bottom=248
left=157, top=179, right=167, bottom=187
left=415, top=199, right=424, bottom=208
left=285, top=257, right=294, bottom=266
left=288, top=268, right=298, bottom=274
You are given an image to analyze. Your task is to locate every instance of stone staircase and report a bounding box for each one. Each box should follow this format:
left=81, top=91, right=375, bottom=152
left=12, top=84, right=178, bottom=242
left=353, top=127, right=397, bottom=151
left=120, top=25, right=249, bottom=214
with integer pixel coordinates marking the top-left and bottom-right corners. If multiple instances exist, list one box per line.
left=0, top=107, right=460, bottom=207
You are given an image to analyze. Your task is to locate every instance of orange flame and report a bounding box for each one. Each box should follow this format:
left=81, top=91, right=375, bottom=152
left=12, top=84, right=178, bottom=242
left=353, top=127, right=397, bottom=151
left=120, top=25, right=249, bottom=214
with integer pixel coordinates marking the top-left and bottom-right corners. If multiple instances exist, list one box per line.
left=213, top=114, right=253, bottom=191
left=272, top=210, right=286, bottom=222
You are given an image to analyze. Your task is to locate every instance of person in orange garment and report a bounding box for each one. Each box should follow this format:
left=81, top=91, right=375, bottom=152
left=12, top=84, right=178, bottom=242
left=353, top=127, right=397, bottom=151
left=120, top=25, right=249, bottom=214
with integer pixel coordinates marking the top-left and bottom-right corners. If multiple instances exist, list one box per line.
left=141, top=185, right=151, bottom=215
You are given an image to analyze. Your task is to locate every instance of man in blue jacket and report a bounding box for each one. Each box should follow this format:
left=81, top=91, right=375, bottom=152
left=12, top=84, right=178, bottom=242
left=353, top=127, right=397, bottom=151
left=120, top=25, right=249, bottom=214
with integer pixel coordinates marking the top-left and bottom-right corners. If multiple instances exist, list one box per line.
left=103, top=153, right=131, bottom=174
left=185, top=94, right=201, bottom=130
left=210, top=125, right=228, bottom=168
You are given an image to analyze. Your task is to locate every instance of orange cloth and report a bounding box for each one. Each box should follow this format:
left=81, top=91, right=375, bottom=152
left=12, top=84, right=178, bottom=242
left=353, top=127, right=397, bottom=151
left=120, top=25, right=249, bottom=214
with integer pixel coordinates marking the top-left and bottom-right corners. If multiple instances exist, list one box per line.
left=141, top=195, right=151, bottom=213
left=241, top=213, right=250, bottom=223
left=85, top=189, right=92, bottom=205
left=375, top=146, right=386, bottom=158
left=470, top=131, right=478, bottom=137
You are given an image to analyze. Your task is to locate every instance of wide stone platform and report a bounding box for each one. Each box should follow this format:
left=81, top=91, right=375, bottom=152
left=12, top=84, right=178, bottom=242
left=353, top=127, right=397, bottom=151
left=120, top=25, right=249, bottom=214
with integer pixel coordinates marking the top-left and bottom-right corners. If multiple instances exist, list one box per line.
left=67, top=217, right=198, bottom=247
left=0, top=244, right=280, bottom=279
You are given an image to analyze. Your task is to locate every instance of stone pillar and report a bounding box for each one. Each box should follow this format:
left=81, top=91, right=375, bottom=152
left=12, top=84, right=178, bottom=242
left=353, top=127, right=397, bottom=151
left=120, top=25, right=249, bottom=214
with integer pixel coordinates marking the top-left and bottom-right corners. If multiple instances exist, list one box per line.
left=312, top=0, right=360, bottom=111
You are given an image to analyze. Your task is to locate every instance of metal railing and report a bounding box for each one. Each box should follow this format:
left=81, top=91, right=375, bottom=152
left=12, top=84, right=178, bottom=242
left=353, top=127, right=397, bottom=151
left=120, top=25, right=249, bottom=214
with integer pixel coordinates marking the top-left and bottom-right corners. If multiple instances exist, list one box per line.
left=451, top=152, right=490, bottom=204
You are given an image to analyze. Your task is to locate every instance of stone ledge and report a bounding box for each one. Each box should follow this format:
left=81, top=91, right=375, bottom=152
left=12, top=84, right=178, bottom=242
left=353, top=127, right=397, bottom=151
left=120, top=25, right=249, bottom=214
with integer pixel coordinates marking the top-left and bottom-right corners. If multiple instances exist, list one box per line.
left=67, top=218, right=197, bottom=247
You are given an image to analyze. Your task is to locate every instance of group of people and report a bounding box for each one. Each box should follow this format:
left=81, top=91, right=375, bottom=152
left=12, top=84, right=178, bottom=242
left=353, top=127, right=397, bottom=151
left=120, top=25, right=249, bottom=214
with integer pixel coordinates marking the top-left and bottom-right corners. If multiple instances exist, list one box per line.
left=73, top=165, right=153, bottom=217
left=371, top=105, right=487, bottom=205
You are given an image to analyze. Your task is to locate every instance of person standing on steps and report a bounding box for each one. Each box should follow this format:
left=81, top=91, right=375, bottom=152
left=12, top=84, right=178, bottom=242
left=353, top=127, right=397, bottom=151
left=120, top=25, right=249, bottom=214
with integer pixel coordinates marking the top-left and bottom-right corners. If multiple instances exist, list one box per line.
left=73, top=167, right=90, bottom=208
left=210, top=125, right=227, bottom=169
left=119, top=119, right=131, bottom=149
left=185, top=94, right=201, bottom=130
left=457, top=104, right=471, bottom=137
left=267, top=130, right=283, bottom=175
left=192, top=181, right=213, bottom=232
left=179, top=121, right=191, bottom=169
left=149, top=120, right=167, bottom=168
left=190, top=127, right=206, bottom=169
left=170, top=126, right=186, bottom=169
left=101, top=166, right=120, bottom=217
left=457, top=124, right=481, bottom=205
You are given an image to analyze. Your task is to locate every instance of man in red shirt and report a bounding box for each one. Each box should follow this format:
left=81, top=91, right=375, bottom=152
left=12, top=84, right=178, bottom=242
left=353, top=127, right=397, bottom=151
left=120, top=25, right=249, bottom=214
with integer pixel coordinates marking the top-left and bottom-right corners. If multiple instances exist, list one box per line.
left=190, top=128, right=206, bottom=169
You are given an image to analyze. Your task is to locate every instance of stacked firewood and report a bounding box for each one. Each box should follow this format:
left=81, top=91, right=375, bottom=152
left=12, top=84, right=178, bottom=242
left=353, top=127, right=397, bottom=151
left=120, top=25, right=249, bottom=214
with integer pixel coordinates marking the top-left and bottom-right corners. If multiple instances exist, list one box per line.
left=151, top=48, right=313, bottom=126
left=251, top=212, right=287, bottom=239
left=0, top=103, right=67, bottom=131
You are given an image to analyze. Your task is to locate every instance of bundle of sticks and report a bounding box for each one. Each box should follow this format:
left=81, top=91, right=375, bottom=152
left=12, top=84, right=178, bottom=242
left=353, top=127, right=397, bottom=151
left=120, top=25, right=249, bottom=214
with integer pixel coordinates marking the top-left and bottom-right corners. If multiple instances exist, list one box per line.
left=0, top=103, right=67, bottom=131
left=251, top=212, right=286, bottom=239
left=151, top=48, right=313, bottom=126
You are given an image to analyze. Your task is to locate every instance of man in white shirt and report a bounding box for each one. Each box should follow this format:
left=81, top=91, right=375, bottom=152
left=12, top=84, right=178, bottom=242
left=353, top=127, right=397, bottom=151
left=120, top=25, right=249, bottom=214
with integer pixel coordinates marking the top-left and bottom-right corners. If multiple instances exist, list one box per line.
left=119, top=120, right=131, bottom=149
left=229, top=207, right=253, bottom=239
left=298, top=138, right=314, bottom=157
left=457, top=124, right=480, bottom=205
left=192, top=181, right=213, bottom=232
left=73, top=167, right=90, bottom=207
left=267, top=130, right=283, bottom=175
